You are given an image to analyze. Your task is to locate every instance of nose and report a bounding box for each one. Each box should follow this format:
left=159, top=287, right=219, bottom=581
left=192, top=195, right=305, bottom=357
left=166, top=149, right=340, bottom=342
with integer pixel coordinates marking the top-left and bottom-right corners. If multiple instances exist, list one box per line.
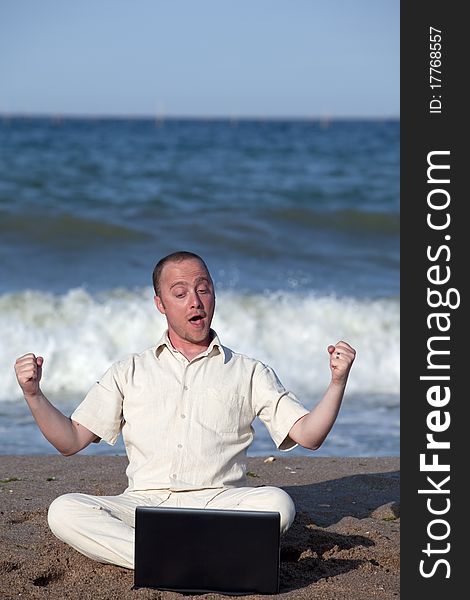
left=189, top=290, right=203, bottom=309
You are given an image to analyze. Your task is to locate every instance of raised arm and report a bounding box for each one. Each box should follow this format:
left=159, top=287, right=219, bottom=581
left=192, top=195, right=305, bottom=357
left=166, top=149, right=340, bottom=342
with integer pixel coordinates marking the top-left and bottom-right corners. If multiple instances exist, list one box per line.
left=14, top=353, right=99, bottom=456
left=288, top=341, right=356, bottom=450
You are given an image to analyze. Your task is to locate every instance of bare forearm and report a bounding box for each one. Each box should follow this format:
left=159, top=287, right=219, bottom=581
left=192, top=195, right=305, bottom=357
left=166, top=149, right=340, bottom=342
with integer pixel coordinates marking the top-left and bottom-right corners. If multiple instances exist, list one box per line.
left=295, top=381, right=346, bottom=450
left=23, top=390, right=83, bottom=455
left=15, top=353, right=97, bottom=455
left=289, top=341, right=356, bottom=450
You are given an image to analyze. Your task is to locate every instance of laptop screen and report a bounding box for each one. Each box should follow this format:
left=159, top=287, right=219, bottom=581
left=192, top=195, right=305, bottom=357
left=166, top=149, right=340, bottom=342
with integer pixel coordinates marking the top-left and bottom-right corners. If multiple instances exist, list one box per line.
left=134, top=506, right=280, bottom=595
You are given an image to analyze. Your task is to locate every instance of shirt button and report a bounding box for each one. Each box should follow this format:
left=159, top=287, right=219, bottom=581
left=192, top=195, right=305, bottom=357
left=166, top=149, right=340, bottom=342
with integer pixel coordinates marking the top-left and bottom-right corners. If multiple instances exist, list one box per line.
left=183, top=385, right=189, bottom=391
left=171, top=474, right=176, bottom=479
left=177, top=444, right=183, bottom=449
left=180, top=414, right=186, bottom=419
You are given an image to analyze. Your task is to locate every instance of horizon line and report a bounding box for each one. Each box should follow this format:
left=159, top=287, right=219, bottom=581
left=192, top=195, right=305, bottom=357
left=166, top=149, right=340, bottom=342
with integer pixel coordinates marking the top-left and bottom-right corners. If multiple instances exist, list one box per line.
left=1, top=111, right=400, bottom=122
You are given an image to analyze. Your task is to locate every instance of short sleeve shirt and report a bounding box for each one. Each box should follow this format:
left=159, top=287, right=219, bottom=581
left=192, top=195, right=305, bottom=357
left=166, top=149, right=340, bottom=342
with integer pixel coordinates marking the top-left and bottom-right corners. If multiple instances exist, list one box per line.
left=71, top=330, right=309, bottom=492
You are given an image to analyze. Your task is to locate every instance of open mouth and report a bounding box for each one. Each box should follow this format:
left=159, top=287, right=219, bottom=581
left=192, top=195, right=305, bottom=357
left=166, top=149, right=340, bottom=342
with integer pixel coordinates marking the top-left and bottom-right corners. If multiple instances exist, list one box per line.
left=188, top=314, right=205, bottom=326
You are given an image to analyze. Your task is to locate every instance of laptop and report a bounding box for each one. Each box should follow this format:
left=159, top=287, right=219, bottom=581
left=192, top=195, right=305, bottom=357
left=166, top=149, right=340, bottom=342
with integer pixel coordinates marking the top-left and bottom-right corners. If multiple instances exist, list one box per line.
left=134, top=506, right=281, bottom=595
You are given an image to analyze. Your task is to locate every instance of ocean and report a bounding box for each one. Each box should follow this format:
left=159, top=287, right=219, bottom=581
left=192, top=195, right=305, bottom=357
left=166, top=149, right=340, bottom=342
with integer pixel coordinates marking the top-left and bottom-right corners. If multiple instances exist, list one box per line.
left=0, top=117, right=399, bottom=457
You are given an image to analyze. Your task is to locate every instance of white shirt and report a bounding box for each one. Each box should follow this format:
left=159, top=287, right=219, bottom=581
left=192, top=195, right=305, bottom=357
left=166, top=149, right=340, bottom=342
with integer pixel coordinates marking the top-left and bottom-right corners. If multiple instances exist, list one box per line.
left=71, top=330, right=309, bottom=492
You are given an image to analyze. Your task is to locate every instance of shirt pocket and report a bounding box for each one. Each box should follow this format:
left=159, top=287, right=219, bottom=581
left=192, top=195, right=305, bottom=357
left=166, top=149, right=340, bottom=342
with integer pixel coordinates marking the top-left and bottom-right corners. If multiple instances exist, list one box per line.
left=195, top=387, right=245, bottom=434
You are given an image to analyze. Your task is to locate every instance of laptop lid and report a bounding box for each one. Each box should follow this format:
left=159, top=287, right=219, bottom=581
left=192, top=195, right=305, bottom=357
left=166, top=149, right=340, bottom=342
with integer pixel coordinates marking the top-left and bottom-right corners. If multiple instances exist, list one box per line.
left=134, top=506, right=280, bottom=595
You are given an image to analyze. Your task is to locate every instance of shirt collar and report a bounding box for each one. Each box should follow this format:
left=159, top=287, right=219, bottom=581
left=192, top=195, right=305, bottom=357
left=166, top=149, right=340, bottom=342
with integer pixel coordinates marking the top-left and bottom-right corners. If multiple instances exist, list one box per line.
left=155, top=329, right=224, bottom=361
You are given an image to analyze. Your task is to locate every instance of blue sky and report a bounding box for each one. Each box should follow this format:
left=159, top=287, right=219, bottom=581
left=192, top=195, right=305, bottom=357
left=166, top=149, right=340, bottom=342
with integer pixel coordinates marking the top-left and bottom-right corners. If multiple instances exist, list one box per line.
left=0, top=0, right=399, bottom=118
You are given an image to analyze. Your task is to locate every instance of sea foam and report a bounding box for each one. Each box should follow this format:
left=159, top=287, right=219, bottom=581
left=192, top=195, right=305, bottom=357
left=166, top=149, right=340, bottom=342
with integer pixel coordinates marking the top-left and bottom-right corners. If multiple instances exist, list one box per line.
left=1, top=287, right=399, bottom=405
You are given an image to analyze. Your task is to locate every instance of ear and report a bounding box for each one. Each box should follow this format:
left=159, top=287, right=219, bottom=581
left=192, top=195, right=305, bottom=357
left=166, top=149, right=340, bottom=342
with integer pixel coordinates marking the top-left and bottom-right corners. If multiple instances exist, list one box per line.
left=154, top=295, right=166, bottom=315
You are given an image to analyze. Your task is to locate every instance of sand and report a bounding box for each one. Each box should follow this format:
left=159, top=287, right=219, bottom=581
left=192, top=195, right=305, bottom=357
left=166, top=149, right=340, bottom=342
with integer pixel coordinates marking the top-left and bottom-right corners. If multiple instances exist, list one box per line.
left=0, top=455, right=399, bottom=599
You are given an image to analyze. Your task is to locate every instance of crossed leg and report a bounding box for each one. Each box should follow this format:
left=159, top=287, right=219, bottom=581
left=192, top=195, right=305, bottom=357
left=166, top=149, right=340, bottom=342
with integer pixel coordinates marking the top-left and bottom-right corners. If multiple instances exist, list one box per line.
left=47, top=485, right=295, bottom=569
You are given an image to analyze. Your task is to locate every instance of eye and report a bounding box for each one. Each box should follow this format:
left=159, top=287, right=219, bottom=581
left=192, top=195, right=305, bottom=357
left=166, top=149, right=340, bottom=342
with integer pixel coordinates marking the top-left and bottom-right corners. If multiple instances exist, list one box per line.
left=197, top=286, right=211, bottom=294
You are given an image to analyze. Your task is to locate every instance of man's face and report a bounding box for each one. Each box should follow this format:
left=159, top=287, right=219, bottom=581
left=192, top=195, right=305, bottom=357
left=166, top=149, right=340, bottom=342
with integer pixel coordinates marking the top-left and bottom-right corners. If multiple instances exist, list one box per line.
left=154, top=258, right=215, bottom=347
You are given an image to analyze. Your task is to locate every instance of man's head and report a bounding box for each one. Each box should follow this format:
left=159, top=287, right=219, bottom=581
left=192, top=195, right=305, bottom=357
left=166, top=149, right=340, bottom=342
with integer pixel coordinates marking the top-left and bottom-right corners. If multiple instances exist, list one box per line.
left=153, top=251, right=215, bottom=349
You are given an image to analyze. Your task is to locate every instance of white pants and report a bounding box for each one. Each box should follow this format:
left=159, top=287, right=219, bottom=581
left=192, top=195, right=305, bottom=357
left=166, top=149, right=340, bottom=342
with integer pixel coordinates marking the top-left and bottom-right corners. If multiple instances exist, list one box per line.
left=47, top=486, right=296, bottom=570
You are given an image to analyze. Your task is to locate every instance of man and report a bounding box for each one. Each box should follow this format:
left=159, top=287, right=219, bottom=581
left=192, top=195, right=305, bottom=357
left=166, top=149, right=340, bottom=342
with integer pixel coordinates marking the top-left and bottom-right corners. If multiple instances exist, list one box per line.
left=14, top=251, right=356, bottom=570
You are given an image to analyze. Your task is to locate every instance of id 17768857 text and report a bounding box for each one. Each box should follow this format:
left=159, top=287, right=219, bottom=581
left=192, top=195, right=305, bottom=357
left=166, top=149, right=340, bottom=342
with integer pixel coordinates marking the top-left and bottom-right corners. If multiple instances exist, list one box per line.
left=429, top=26, right=442, bottom=114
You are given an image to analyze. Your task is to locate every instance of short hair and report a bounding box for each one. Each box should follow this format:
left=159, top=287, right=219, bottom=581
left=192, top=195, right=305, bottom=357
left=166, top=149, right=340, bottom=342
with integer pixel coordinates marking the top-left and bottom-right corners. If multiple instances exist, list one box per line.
left=152, top=251, right=211, bottom=296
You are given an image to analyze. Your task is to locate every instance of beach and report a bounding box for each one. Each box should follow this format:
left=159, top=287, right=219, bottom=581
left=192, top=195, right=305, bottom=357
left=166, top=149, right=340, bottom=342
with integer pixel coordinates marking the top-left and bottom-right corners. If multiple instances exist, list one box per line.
left=0, top=117, right=400, bottom=598
left=0, top=455, right=399, bottom=599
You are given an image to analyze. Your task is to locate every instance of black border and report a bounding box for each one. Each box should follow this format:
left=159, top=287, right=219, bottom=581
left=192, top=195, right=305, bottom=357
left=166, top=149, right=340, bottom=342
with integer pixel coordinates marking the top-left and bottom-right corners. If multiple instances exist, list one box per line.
left=401, top=2, right=465, bottom=597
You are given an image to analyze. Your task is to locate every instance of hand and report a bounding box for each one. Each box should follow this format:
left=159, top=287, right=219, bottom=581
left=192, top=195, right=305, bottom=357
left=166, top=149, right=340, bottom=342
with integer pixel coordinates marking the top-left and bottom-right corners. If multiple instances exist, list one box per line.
left=327, top=341, right=356, bottom=385
left=14, top=353, right=44, bottom=397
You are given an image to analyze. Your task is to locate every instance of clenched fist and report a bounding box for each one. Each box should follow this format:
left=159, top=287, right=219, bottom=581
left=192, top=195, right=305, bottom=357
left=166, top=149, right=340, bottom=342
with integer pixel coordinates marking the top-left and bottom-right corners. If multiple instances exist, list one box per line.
left=14, top=353, right=44, bottom=397
left=327, top=341, right=356, bottom=385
